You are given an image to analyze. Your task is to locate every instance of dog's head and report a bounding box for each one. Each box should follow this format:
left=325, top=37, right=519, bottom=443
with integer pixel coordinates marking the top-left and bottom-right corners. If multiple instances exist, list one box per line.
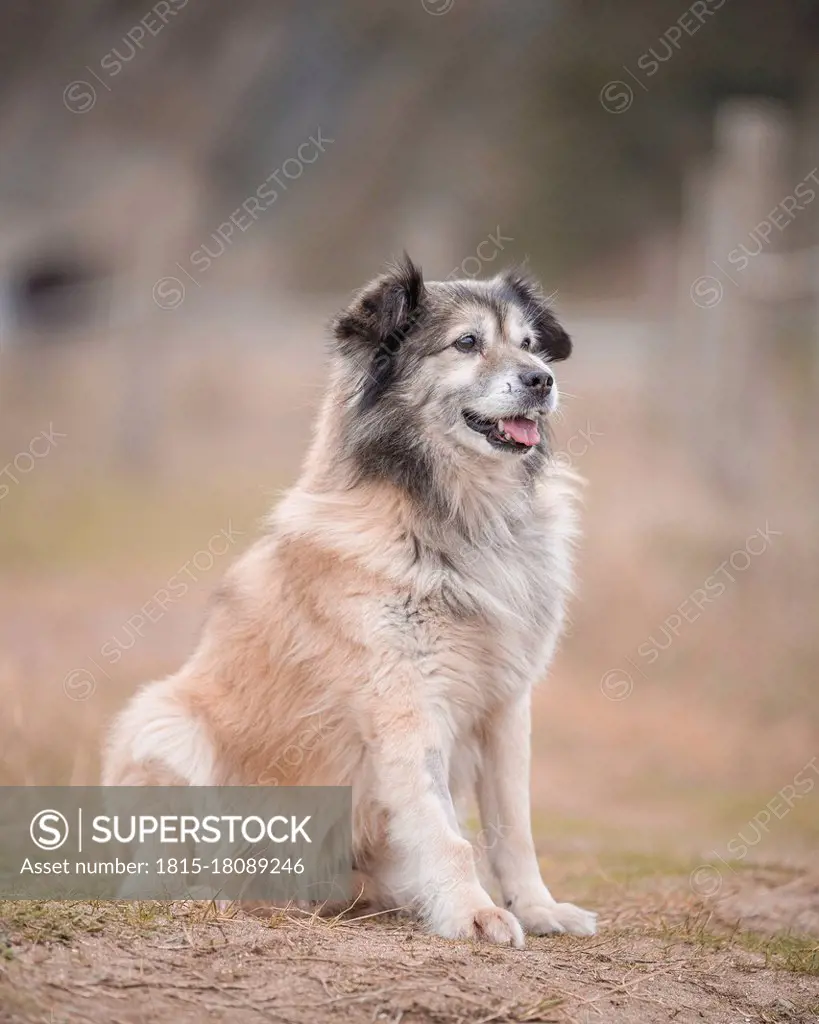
left=331, top=255, right=571, bottom=502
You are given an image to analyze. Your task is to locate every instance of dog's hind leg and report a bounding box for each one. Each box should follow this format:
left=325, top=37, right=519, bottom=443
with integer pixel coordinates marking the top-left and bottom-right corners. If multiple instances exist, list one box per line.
left=102, top=678, right=217, bottom=787
left=101, top=677, right=225, bottom=904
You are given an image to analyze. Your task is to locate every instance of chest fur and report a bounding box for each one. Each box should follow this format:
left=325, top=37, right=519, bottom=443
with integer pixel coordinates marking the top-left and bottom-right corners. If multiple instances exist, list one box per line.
left=393, top=510, right=572, bottom=712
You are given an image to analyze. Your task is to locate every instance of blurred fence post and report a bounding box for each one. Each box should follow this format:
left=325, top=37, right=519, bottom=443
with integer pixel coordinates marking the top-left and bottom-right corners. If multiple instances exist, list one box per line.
left=677, top=99, right=792, bottom=496
left=802, top=74, right=819, bottom=408
left=109, top=158, right=201, bottom=474
left=112, top=252, right=163, bottom=474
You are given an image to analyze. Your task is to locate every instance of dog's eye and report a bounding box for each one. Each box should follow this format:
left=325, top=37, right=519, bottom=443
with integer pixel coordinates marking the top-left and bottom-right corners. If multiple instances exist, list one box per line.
left=521, top=337, right=532, bottom=351
left=454, top=334, right=478, bottom=353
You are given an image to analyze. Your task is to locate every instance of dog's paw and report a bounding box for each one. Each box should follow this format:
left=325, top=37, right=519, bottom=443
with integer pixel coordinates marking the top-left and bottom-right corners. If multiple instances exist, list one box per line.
left=514, top=900, right=597, bottom=937
left=471, top=906, right=526, bottom=947
left=435, top=905, right=525, bottom=948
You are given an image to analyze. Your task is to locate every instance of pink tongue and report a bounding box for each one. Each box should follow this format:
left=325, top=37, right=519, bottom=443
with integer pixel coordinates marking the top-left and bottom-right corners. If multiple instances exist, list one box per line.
left=500, top=417, right=540, bottom=446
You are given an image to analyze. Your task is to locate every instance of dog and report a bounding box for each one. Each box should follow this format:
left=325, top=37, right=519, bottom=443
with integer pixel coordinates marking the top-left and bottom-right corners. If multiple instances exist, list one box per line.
left=103, top=256, right=597, bottom=946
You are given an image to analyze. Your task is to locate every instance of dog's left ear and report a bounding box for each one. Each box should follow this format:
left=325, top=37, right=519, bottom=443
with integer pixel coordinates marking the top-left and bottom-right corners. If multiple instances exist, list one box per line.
left=333, top=254, right=426, bottom=359
left=501, top=269, right=572, bottom=362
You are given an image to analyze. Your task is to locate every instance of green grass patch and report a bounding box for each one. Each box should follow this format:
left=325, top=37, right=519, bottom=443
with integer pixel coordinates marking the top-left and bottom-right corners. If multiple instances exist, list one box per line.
left=658, top=909, right=819, bottom=975
left=736, top=930, right=819, bottom=975
left=0, top=899, right=171, bottom=947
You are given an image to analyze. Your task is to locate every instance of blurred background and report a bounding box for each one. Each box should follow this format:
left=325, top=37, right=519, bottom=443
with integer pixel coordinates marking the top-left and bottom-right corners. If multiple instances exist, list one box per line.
left=0, top=0, right=817, bottom=880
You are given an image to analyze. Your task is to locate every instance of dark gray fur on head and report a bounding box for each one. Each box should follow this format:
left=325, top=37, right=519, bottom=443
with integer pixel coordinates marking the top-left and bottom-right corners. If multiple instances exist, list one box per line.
left=330, top=255, right=571, bottom=524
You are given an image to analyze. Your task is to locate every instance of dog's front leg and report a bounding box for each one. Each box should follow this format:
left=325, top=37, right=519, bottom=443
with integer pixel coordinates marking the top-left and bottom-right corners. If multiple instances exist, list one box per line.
left=371, top=697, right=524, bottom=947
left=477, top=693, right=597, bottom=936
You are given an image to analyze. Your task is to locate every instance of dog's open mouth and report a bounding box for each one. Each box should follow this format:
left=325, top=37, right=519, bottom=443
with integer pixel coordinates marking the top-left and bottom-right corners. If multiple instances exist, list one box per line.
left=463, top=410, right=541, bottom=451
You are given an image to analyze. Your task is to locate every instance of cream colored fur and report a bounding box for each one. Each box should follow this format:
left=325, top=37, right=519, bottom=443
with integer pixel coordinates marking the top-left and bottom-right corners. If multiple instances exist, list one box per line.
left=103, top=273, right=597, bottom=946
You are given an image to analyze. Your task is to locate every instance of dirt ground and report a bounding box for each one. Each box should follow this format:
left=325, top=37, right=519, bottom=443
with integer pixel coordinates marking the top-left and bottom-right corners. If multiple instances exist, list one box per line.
left=1, top=863, right=818, bottom=1024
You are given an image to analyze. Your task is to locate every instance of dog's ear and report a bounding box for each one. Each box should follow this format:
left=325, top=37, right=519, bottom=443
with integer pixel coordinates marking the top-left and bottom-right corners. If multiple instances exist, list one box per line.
left=501, top=269, right=572, bottom=362
left=333, top=254, right=426, bottom=359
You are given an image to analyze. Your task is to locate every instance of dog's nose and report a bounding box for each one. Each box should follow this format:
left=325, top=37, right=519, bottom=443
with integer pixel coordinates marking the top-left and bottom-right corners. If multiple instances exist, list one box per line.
left=519, top=369, right=553, bottom=392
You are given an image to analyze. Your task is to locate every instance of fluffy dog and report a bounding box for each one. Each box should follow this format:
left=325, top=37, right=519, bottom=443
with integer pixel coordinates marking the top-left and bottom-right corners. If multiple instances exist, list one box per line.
left=103, top=256, right=597, bottom=946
